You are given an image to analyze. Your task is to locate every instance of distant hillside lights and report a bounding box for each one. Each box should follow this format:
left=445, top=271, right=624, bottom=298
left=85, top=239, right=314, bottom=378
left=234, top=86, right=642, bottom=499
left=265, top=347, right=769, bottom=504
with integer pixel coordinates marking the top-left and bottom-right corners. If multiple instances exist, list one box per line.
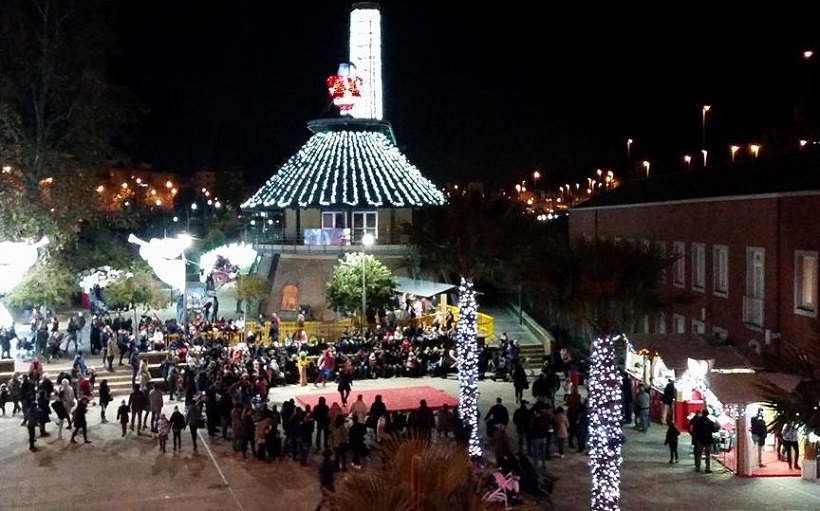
left=96, top=174, right=179, bottom=211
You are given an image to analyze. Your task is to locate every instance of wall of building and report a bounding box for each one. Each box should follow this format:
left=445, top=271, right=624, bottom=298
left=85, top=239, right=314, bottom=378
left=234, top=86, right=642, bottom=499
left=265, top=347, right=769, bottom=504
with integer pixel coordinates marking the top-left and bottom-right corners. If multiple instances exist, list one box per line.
left=568, top=195, right=804, bottom=352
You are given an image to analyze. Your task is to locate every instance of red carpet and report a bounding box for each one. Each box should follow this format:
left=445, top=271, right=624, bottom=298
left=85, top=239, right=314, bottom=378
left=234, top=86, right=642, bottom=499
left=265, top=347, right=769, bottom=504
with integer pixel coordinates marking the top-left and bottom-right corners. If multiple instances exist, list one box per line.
left=715, top=447, right=803, bottom=477
left=294, top=385, right=458, bottom=413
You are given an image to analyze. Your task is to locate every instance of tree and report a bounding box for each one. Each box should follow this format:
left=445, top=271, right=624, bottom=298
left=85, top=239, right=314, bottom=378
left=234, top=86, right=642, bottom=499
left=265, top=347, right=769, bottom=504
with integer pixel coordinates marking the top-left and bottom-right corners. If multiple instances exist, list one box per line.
left=5, top=256, right=76, bottom=308
left=326, top=252, right=397, bottom=321
left=231, top=273, right=271, bottom=320
left=534, top=236, right=688, bottom=511
left=0, top=0, right=142, bottom=301
left=407, top=191, right=536, bottom=458
left=104, top=269, right=171, bottom=325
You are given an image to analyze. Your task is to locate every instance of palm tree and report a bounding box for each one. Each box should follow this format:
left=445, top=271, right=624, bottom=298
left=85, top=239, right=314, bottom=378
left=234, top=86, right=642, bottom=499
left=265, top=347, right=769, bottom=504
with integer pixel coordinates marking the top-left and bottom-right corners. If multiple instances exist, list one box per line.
left=324, top=436, right=539, bottom=511
left=534, top=236, right=686, bottom=511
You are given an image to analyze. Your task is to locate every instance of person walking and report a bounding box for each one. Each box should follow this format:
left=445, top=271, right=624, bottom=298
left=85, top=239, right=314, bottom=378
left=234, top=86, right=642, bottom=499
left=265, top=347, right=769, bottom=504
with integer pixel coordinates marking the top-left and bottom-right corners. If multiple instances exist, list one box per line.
left=330, top=413, right=349, bottom=472
left=512, top=362, right=529, bottom=404
left=25, top=401, right=40, bottom=452
left=317, top=448, right=335, bottom=510
left=512, top=400, right=531, bottom=456
left=128, top=385, right=148, bottom=434
left=170, top=405, right=186, bottom=452
left=750, top=409, right=768, bottom=468
left=688, top=408, right=718, bottom=473
left=348, top=414, right=367, bottom=469
left=661, top=378, right=676, bottom=426
left=313, top=396, right=330, bottom=453
left=70, top=397, right=91, bottom=444
left=157, top=413, right=170, bottom=454
left=664, top=419, right=680, bottom=464
left=186, top=398, right=204, bottom=453
left=149, top=383, right=164, bottom=433
left=782, top=422, right=801, bottom=470
left=337, top=364, right=353, bottom=407
left=98, top=379, right=112, bottom=423
left=633, top=386, right=650, bottom=432
left=116, top=399, right=130, bottom=437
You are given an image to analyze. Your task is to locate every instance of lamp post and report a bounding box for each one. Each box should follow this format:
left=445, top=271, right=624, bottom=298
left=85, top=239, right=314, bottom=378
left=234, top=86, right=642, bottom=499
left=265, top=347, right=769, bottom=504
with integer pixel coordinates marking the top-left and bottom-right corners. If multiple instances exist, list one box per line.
left=683, top=154, right=692, bottom=170
left=187, top=203, right=197, bottom=231
left=627, top=138, right=633, bottom=174
left=804, top=50, right=814, bottom=100
left=642, top=160, right=650, bottom=178
left=361, top=232, right=374, bottom=328
left=702, top=105, right=711, bottom=159
left=730, top=145, right=740, bottom=163
left=178, top=233, right=193, bottom=332
left=702, top=149, right=708, bottom=167
left=750, top=144, right=761, bottom=159
left=533, top=170, right=541, bottom=190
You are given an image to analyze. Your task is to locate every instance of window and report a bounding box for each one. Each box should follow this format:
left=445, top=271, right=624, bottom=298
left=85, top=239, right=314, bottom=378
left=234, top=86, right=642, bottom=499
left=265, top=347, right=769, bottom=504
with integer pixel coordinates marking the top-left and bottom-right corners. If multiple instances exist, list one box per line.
left=692, top=319, right=706, bottom=334
left=672, top=314, right=685, bottom=334
left=795, top=250, right=818, bottom=317
left=655, top=241, right=667, bottom=284
left=655, top=313, right=666, bottom=334
left=713, top=245, right=729, bottom=297
left=672, top=242, right=686, bottom=288
left=743, top=247, right=765, bottom=328
left=321, top=211, right=347, bottom=229
left=691, top=243, right=706, bottom=292
left=351, top=211, right=377, bottom=243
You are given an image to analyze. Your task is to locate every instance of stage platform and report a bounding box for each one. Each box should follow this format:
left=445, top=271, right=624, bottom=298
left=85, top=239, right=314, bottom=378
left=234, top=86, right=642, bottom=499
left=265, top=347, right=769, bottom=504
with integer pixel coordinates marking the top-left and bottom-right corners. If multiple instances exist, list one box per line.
left=294, top=385, right=458, bottom=413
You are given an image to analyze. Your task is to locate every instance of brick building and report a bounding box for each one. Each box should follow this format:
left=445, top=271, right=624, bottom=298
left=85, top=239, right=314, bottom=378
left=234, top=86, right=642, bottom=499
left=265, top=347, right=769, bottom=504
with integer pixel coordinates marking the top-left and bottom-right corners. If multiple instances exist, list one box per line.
left=568, top=149, right=820, bottom=356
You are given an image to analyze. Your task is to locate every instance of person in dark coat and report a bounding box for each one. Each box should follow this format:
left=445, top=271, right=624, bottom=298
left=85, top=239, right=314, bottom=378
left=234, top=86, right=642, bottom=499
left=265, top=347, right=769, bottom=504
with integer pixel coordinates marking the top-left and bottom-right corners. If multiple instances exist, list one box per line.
left=512, top=363, right=529, bottom=404
left=348, top=414, right=367, bottom=469
left=664, top=420, right=681, bottom=464
left=621, top=371, right=634, bottom=424
left=25, top=402, right=40, bottom=451
left=366, top=394, right=387, bottom=430
left=337, top=366, right=353, bottom=407
left=169, top=405, right=186, bottom=451
left=513, top=400, right=531, bottom=455
left=661, top=378, right=676, bottom=426
left=98, top=379, right=112, bottom=423
left=414, top=399, right=435, bottom=440
left=70, top=397, right=90, bottom=443
left=688, top=409, right=718, bottom=473
left=484, top=397, right=510, bottom=439
left=116, top=399, right=130, bottom=436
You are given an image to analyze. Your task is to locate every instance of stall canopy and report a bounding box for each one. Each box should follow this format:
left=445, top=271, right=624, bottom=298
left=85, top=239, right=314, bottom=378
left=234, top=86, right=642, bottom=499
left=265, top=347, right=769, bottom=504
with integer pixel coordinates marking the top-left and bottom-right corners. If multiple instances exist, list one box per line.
left=393, top=277, right=457, bottom=298
left=707, top=372, right=803, bottom=405
left=628, top=333, right=752, bottom=375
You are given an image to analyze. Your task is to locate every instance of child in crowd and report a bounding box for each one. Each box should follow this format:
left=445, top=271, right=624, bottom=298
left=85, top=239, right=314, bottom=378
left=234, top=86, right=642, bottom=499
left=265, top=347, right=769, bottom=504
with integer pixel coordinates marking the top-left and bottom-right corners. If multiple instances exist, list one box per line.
left=664, top=419, right=680, bottom=464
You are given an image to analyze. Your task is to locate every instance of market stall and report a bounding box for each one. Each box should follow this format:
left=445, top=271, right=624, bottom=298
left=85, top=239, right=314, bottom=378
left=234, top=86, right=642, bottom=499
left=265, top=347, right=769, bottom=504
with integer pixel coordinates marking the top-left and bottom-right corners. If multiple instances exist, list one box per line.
left=624, top=333, right=751, bottom=431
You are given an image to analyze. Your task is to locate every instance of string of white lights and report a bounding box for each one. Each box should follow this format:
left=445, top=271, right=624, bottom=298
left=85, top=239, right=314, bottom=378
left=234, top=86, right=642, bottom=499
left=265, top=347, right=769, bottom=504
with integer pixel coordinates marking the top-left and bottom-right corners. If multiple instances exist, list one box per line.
left=456, top=277, right=482, bottom=458
left=241, top=129, right=445, bottom=211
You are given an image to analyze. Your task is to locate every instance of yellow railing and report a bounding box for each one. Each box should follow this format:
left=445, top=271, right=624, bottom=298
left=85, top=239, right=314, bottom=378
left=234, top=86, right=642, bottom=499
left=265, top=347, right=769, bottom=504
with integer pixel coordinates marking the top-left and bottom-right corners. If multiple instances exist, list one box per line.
left=177, top=308, right=494, bottom=347
left=446, top=305, right=494, bottom=340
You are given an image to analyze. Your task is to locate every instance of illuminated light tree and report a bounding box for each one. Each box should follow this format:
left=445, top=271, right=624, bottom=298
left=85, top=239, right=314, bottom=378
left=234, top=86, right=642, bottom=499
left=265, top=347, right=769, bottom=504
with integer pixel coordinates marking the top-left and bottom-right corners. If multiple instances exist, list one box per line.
left=535, top=237, right=685, bottom=511
left=455, top=277, right=481, bottom=458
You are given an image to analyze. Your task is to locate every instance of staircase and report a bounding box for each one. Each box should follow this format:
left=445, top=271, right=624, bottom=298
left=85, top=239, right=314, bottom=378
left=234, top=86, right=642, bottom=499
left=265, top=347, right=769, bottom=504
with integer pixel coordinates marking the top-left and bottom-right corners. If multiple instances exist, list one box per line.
left=518, top=343, right=547, bottom=374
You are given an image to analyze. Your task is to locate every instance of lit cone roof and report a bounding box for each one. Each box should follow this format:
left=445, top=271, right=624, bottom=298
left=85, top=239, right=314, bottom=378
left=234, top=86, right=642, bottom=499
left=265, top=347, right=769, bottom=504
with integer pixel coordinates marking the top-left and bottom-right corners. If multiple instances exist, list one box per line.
left=241, top=118, right=446, bottom=210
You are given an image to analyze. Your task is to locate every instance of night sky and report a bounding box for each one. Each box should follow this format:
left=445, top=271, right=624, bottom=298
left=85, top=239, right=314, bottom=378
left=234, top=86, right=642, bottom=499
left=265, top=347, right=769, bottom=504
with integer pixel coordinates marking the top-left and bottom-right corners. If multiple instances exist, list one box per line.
left=113, top=1, right=820, bottom=192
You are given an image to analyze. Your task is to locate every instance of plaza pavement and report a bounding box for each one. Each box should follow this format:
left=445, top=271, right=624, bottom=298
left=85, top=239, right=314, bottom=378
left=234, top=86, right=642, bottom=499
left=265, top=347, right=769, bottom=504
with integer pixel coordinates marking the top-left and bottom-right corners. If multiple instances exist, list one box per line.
left=5, top=302, right=820, bottom=509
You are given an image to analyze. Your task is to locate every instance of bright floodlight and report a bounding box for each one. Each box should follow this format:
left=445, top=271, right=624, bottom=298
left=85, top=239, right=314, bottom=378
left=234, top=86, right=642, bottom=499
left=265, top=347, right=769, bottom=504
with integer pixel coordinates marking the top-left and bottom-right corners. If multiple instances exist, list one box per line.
left=362, top=233, right=375, bottom=247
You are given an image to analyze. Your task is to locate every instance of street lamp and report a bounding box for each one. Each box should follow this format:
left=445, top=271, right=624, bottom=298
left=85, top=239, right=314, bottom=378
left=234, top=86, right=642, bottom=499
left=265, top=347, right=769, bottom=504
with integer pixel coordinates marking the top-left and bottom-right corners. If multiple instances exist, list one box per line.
left=750, top=144, right=761, bottom=159
left=702, top=105, right=711, bottom=155
left=642, top=160, right=650, bottom=178
left=627, top=138, right=633, bottom=173
left=187, top=203, right=197, bottom=230
left=730, top=145, right=740, bottom=163
left=533, top=170, right=541, bottom=189
left=361, top=232, right=374, bottom=328
left=177, top=233, right=193, bottom=331
left=683, top=154, right=692, bottom=170
left=702, top=149, right=708, bottom=167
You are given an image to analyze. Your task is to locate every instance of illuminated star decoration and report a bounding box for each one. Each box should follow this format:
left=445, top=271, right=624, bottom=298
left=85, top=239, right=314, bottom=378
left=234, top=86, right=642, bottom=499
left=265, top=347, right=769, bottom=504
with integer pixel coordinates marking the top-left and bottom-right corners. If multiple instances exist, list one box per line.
left=240, top=121, right=446, bottom=210
left=455, top=276, right=482, bottom=458
left=326, top=62, right=362, bottom=115
left=587, top=334, right=624, bottom=511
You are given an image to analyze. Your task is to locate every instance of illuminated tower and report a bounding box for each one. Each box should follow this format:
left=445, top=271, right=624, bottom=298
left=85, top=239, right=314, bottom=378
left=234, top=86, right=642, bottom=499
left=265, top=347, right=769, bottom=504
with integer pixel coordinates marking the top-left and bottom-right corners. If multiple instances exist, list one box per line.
left=349, top=2, right=382, bottom=120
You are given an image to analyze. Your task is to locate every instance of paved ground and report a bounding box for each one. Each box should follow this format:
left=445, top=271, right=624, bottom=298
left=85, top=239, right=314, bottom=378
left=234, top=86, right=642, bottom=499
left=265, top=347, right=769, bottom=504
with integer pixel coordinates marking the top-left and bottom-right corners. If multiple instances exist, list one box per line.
left=5, top=300, right=820, bottom=509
